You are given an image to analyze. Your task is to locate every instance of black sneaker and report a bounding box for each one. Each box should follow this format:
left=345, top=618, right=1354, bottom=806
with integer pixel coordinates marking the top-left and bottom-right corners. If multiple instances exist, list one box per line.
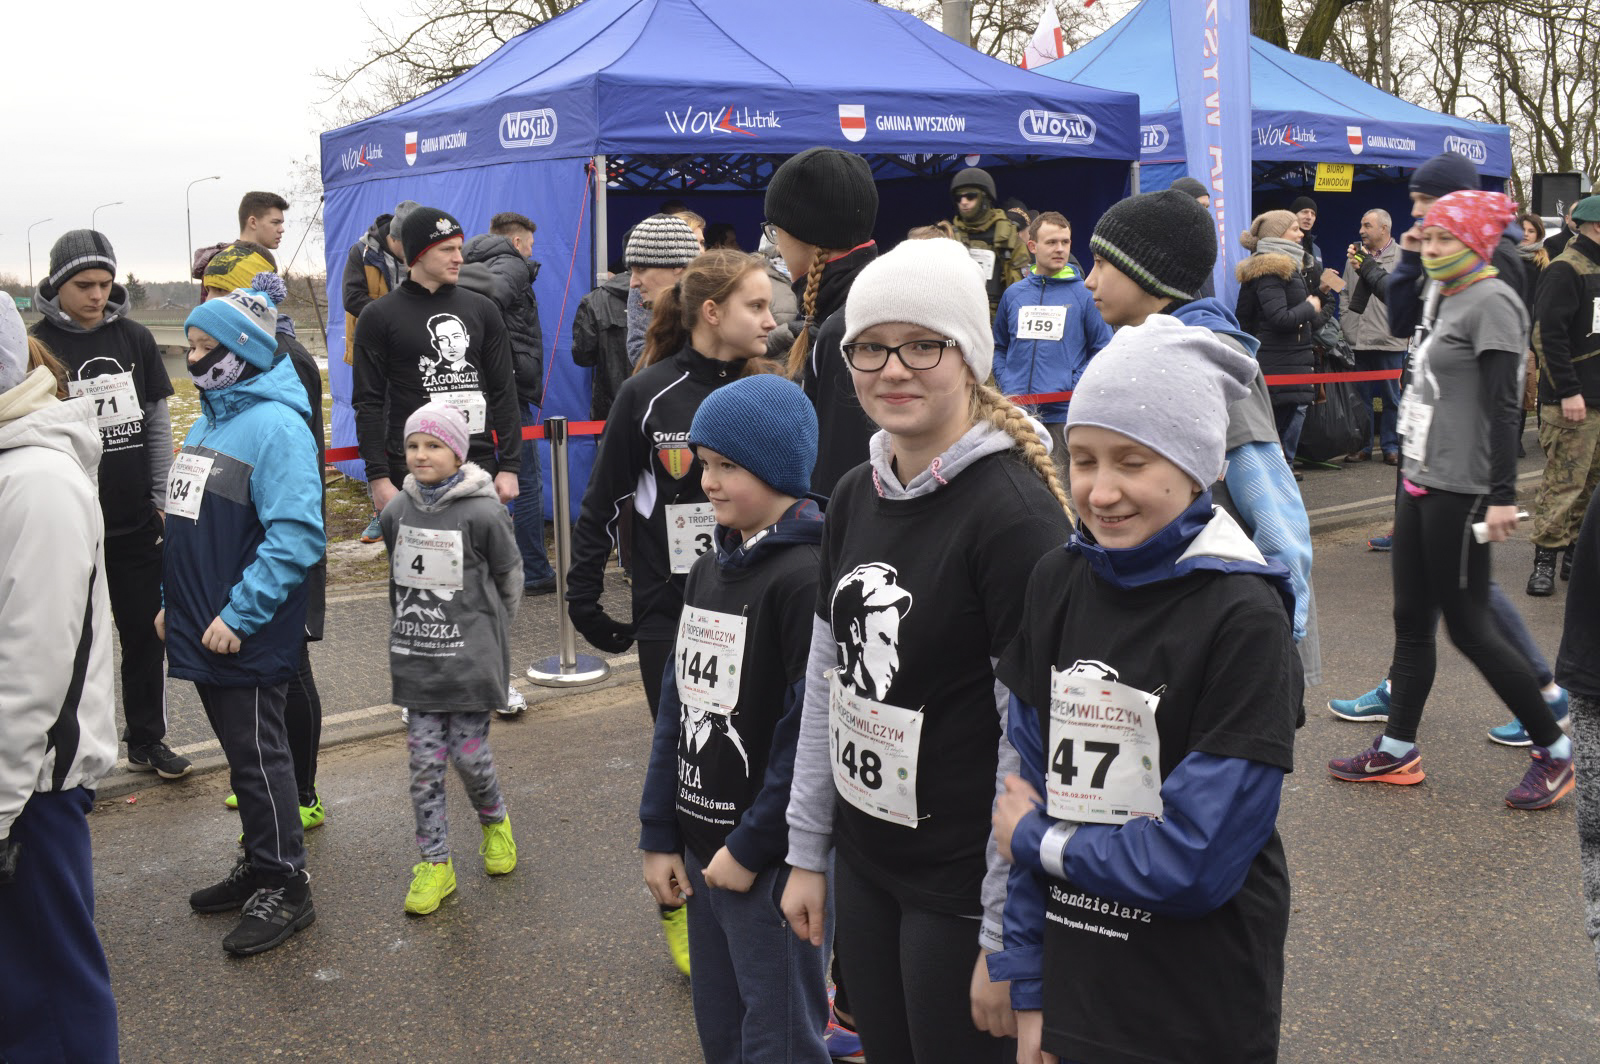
left=128, top=741, right=192, bottom=780
left=190, top=857, right=260, bottom=913
left=223, top=873, right=315, bottom=956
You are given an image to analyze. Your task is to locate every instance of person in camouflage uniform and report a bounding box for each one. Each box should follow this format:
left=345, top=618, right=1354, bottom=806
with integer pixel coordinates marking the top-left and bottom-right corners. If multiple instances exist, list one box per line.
left=1528, top=196, right=1600, bottom=595
left=948, top=167, right=1030, bottom=318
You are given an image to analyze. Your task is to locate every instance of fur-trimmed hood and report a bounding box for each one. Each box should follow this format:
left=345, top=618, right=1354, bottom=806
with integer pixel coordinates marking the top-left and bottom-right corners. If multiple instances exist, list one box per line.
left=1235, top=252, right=1300, bottom=283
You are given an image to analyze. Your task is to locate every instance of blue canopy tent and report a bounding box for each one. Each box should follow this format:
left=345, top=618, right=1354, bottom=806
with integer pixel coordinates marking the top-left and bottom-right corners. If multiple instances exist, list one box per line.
left=1038, top=0, right=1513, bottom=276
left=318, top=0, right=1140, bottom=516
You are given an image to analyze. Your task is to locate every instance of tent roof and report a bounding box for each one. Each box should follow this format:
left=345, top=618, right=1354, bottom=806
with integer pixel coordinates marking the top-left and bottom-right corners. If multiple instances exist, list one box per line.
left=1038, top=0, right=1511, bottom=175
left=321, top=0, right=1140, bottom=190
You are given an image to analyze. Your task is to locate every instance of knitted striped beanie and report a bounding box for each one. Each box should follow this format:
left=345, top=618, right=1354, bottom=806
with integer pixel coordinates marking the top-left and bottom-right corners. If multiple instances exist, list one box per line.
left=625, top=214, right=700, bottom=269
left=1089, top=190, right=1216, bottom=302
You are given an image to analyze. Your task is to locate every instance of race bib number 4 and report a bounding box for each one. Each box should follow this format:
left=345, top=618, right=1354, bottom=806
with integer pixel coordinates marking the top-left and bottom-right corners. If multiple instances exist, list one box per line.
left=69, top=371, right=141, bottom=428
left=666, top=502, right=717, bottom=575
left=394, top=525, right=465, bottom=591
left=828, top=671, right=923, bottom=827
left=1046, top=669, right=1163, bottom=825
left=434, top=390, right=487, bottom=434
left=1017, top=305, right=1067, bottom=342
left=166, top=452, right=214, bottom=522
left=675, top=606, right=748, bottom=715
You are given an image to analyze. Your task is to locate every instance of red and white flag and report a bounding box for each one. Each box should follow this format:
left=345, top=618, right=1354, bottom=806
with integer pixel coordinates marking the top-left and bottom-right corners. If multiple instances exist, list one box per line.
left=1021, top=3, right=1066, bottom=70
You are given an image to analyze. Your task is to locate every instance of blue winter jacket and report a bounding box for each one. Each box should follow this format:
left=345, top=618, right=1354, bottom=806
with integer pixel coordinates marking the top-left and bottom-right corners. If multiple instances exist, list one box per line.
left=164, top=356, right=324, bottom=687
left=1171, top=298, right=1312, bottom=642
left=991, top=495, right=1292, bottom=1011
left=992, top=267, right=1113, bottom=422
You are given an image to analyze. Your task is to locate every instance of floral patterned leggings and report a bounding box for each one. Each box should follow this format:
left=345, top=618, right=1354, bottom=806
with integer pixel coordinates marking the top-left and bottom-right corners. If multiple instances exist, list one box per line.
left=407, top=711, right=507, bottom=861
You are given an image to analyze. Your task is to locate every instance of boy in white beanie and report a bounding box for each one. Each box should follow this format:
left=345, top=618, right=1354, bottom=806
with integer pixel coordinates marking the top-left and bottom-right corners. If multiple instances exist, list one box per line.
left=381, top=401, right=521, bottom=915
left=991, top=316, right=1301, bottom=1064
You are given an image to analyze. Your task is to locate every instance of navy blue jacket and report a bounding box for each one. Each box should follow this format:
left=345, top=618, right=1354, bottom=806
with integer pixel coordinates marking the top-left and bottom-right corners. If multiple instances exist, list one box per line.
left=164, top=357, right=324, bottom=687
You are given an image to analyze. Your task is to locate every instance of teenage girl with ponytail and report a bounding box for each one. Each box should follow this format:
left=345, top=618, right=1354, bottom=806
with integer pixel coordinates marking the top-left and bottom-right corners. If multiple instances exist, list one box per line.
left=763, top=147, right=882, bottom=496
left=568, top=248, right=779, bottom=717
left=779, top=238, right=1072, bottom=1063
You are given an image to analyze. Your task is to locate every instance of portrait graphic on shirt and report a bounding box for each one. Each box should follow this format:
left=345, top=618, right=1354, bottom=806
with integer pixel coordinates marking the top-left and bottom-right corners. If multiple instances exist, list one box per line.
left=832, top=562, right=913, bottom=702
left=677, top=698, right=750, bottom=807
left=419, top=313, right=473, bottom=381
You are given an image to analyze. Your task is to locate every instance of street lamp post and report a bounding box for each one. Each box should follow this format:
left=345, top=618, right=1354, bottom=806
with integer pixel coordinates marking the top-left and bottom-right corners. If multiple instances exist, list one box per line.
left=186, top=175, right=221, bottom=297
left=91, top=201, right=124, bottom=231
left=26, top=217, right=54, bottom=292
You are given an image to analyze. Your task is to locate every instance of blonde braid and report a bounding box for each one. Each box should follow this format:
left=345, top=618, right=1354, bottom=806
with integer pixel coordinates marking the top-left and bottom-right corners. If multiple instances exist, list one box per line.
left=785, top=251, right=833, bottom=382
left=972, top=382, right=1074, bottom=518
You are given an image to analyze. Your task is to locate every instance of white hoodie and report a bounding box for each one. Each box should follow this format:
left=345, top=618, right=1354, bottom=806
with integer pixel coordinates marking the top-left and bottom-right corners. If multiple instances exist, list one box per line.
left=0, top=368, right=117, bottom=840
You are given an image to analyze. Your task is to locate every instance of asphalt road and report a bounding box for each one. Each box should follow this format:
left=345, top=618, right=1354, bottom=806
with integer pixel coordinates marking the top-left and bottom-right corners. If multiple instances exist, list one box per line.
left=86, top=440, right=1600, bottom=1062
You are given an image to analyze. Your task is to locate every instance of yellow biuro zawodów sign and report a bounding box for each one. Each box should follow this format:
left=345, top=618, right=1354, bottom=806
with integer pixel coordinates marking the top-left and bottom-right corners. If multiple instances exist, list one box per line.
left=1314, top=162, right=1354, bottom=193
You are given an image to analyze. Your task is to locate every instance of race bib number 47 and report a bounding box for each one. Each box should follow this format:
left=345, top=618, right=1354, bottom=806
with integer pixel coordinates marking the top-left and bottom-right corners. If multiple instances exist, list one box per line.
left=1046, top=669, right=1163, bottom=825
left=829, top=671, right=923, bottom=827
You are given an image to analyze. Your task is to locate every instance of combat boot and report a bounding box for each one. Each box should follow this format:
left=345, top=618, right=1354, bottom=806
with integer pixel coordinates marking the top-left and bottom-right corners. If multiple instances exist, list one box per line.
left=1527, top=546, right=1558, bottom=596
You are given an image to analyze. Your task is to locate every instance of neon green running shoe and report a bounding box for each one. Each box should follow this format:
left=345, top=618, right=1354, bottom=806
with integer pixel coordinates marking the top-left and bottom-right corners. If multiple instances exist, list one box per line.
left=404, top=859, right=456, bottom=915
left=480, top=815, right=517, bottom=875
left=660, top=905, right=691, bottom=976
left=300, top=797, right=325, bottom=831
left=224, top=793, right=239, bottom=810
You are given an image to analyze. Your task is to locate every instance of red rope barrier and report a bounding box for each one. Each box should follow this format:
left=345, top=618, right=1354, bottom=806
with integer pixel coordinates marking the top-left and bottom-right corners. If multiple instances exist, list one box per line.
left=320, top=370, right=1405, bottom=465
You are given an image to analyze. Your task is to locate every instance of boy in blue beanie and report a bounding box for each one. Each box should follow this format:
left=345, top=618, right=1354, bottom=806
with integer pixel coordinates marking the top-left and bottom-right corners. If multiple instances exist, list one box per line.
left=165, top=285, right=324, bottom=956
left=638, top=373, right=832, bottom=1062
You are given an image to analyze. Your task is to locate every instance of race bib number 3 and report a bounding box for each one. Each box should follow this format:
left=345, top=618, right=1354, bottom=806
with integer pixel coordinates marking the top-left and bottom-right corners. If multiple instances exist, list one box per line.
left=828, top=671, right=923, bottom=827
left=394, top=525, right=465, bottom=591
left=69, top=371, right=141, bottom=428
left=1017, top=305, right=1067, bottom=342
left=1046, top=669, right=1163, bottom=825
left=675, top=606, right=748, bottom=715
left=166, top=452, right=214, bottom=522
left=434, top=390, right=487, bottom=434
left=666, top=503, right=717, bottom=574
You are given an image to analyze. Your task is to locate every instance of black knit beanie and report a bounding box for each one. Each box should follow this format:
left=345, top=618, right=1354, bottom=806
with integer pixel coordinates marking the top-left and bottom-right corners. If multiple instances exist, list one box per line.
left=1290, top=195, right=1318, bottom=215
left=764, top=148, right=878, bottom=250
left=41, top=229, right=117, bottom=300
left=1089, top=190, right=1217, bottom=302
left=1169, top=176, right=1209, bottom=201
left=400, top=207, right=464, bottom=266
left=1409, top=151, right=1479, bottom=198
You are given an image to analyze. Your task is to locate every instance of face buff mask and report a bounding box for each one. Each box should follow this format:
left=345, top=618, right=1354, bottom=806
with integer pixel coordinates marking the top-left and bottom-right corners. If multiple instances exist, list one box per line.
left=1421, top=246, right=1495, bottom=294
left=189, top=344, right=251, bottom=391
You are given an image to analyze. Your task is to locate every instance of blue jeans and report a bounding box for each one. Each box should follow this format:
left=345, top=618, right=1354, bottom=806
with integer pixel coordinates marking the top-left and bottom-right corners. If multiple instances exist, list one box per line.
left=514, top=403, right=556, bottom=586
left=1275, top=403, right=1308, bottom=464
left=683, top=850, right=831, bottom=1064
left=0, top=788, right=119, bottom=1063
left=1355, top=349, right=1403, bottom=456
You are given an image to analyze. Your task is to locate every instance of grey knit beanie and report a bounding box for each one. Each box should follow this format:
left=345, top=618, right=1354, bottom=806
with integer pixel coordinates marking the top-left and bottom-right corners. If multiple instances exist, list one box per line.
left=41, top=229, right=117, bottom=300
left=843, top=237, right=994, bottom=380
left=625, top=214, right=701, bottom=269
left=1067, top=315, right=1256, bottom=489
left=391, top=200, right=422, bottom=239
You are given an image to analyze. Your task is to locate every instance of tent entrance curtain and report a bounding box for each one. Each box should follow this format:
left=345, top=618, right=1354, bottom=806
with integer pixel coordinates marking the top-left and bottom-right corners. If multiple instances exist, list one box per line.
left=603, top=152, right=1103, bottom=193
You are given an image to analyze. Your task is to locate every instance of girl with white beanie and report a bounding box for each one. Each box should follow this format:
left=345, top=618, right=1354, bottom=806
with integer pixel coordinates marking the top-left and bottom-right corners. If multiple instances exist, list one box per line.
left=779, top=237, right=1071, bottom=1062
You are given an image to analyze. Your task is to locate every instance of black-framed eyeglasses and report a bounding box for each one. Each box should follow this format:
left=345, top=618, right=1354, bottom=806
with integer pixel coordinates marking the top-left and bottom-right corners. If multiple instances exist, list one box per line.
left=761, top=221, right=780, bottom=244
left=840, top=338, right=959, bottom=372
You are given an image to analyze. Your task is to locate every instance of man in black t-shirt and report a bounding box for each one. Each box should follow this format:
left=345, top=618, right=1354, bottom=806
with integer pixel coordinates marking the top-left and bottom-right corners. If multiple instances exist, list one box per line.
left=32, top=229, right=190, bottom=779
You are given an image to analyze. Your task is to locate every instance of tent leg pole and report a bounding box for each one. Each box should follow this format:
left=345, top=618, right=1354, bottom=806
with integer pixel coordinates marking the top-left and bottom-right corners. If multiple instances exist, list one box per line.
left=593, top=154, right=609, bottom=286
left=528, top=416, right=610, bottom=688
left=1130, top=161, right=1141, bottom=196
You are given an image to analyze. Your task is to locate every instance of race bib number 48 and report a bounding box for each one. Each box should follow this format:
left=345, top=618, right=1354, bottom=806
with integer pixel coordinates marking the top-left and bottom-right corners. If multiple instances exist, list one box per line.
left=675, top=606, right=748, bottom=715
left=828, top=671, right=923, bottom=827
left=1046, top=669, right=1163, bottom=825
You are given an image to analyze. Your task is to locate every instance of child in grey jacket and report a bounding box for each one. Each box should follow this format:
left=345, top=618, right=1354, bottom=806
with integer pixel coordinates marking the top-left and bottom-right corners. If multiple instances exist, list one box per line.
left=380, top=401, right=521, bottom=915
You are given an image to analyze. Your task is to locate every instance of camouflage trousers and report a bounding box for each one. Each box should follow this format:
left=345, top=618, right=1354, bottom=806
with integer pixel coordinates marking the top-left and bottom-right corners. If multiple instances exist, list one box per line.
left=1532, top=404, right=1600, bottom=548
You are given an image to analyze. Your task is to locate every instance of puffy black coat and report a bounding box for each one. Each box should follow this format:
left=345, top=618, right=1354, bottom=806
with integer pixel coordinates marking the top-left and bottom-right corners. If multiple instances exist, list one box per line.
left=1235, top=252, right=1318, bottom=406
left=458, top=234, right=545, bottom=407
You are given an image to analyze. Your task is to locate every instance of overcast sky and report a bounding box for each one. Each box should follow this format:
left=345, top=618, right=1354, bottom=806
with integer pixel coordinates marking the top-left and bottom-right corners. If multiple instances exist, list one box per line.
left=3, top=0, right=378, bottom=286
